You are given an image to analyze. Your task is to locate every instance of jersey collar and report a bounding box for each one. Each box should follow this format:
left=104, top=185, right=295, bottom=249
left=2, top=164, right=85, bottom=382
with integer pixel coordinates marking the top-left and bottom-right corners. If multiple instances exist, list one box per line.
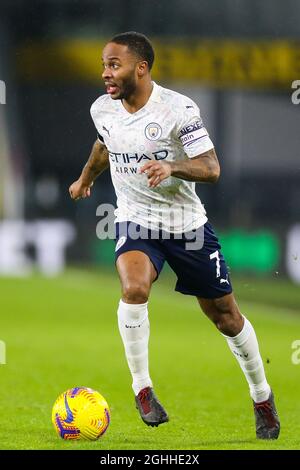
left=148, top=81, right=161, bottom=104
left=118, top=81, right=161, bottom=116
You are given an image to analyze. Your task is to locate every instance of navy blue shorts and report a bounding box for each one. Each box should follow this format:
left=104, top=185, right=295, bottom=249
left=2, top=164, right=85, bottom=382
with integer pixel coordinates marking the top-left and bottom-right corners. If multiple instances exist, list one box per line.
left=115, top=221, right=232, bottom=299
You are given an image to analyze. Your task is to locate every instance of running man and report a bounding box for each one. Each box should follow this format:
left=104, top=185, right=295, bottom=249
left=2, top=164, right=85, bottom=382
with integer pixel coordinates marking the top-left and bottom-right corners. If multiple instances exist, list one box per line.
left=69, top=31, right=280, bottom=439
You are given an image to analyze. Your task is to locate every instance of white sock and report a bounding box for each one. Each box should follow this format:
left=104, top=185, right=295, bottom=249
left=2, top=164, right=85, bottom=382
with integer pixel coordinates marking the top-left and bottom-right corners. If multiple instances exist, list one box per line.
left=222, top=316, right=271, bottom=403
left=117, top=299, right=153, bottom=395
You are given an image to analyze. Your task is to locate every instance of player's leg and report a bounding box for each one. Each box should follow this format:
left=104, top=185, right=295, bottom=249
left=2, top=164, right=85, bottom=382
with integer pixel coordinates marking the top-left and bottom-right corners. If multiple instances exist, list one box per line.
left=116, top=248, right=169, bottom=426
left=198, top=293, right=271, bottom=403
left=164, top=221, right=279, bottom=438
left=197, top=293, right=280, bottom=439
left=117, top=250, right=156, bottom=394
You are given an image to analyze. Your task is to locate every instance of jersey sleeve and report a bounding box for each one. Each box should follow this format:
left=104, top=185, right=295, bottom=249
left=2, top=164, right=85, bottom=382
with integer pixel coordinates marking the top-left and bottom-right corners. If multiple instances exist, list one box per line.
left=90, top=97, right=105, bottom=143
left=176, top=100, right=214, bottom=158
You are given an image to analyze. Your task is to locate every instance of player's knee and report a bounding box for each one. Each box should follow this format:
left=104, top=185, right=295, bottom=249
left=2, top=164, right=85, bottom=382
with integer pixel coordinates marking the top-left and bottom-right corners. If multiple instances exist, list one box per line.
left=214, top=307, right=243, bottom=336
left=214, top=313, right=242, bottom=336
left=206, top=297, right=243, bottom=335
left=122, top=281, right=150, bottom=304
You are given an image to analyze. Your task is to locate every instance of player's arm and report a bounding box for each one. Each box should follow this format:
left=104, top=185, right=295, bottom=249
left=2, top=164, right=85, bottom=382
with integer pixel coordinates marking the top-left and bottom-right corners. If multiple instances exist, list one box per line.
left=170, top=148, right=220, bottom=183
left=69, top=140, right=109, bottom=200
left=140, top=148, right=220, bottom=188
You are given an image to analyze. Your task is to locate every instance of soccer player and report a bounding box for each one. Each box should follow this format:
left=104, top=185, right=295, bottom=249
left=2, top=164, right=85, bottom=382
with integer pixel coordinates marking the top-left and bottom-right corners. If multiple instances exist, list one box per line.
left=69, top=32, right=280, bottom=439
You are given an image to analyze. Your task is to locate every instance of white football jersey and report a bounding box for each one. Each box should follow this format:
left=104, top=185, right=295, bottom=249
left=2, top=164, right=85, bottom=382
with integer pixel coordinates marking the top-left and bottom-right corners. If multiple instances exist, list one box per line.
left=90, top=82, right=214, bottom=233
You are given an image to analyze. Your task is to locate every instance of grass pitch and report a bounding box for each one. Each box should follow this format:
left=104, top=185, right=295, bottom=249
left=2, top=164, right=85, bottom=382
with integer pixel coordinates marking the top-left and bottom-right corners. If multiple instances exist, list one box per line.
left=0, top=268, right=299, bottom=450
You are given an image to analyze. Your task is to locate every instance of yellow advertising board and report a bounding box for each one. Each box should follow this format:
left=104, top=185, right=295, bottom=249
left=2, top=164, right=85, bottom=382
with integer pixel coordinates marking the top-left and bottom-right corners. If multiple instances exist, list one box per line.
left=17, top=39, right=300, bottom=89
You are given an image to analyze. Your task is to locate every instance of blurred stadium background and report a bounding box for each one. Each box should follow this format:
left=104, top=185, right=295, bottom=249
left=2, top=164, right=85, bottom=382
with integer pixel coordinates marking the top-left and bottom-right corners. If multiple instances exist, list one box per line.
left=0, top=0, right=300, bottom=450
left=1, top=0, right=300, bottom=280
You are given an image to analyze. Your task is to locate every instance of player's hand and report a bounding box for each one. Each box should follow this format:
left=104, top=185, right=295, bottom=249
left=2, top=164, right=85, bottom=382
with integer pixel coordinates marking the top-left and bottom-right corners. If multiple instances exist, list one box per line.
left=139, top=161, right=172, bottom=188
left=69, top=179, right=93, bottom=200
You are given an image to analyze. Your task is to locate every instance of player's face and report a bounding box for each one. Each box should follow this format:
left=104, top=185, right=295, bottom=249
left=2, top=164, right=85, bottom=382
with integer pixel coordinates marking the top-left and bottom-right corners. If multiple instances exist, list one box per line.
left=102, top=42, right=140, bottom=100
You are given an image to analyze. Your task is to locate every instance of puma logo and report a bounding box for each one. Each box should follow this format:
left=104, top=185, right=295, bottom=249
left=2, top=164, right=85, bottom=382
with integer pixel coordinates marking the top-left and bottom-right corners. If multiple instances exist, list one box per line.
left=220, top=276, right=230, bottom=285
left=102, top=125, right=110, bottom=136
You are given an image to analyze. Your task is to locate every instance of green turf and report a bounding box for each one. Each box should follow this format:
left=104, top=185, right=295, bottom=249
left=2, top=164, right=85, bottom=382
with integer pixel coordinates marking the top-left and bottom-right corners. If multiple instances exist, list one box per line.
left=0, top=268, right=300, bottom=450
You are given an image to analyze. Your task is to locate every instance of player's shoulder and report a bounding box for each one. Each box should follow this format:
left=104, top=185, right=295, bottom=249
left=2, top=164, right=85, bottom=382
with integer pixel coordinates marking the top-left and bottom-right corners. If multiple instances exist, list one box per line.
left=158, top=84, right=199, bottom=111
left=90, top=93, right=113, bottom=119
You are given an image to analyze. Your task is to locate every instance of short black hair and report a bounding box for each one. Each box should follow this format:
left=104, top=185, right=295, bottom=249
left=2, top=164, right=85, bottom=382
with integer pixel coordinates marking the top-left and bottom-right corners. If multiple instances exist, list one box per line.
left=109, top=31, right=154, bottom=71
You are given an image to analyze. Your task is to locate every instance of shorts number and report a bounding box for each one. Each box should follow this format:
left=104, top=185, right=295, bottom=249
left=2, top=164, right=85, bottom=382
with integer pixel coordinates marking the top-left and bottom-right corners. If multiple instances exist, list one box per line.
left=210, top=250, right=220, bottom=278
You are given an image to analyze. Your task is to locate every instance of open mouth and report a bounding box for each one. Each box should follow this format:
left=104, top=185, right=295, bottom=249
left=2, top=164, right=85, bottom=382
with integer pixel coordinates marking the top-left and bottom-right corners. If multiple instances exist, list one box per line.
left=106, top=84, right=119, bottom=95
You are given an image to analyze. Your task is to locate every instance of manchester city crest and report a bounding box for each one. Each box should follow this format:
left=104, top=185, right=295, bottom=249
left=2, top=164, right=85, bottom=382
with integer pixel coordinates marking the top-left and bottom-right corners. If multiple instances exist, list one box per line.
left=145, top=122, right=162, bottom=141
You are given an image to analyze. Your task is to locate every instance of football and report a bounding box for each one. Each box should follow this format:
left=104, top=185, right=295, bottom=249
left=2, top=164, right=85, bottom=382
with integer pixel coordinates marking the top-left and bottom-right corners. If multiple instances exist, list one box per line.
left=52, top=386, right=110, bottom=440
